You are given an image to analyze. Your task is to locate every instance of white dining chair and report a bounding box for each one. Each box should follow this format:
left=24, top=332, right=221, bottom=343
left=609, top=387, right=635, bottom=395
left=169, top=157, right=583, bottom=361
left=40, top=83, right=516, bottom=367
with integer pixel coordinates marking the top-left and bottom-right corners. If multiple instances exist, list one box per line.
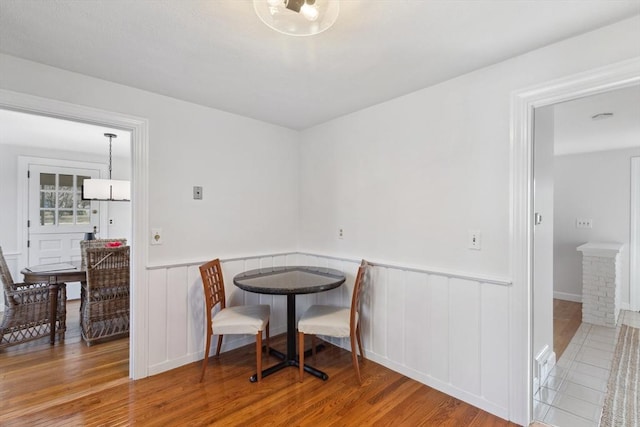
left=199, top=258, right=270, bottom=382
left=297, top=259, right=370, bottom=384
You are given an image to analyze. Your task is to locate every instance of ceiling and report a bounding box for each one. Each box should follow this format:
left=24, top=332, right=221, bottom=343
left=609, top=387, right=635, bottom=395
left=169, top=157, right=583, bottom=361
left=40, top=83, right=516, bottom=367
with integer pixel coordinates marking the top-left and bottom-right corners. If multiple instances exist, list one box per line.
left=554, top=85, right=640, bottom=156
left=0, top=110, right=131, bottom=157
left=0, top=1, right=639, bottom=130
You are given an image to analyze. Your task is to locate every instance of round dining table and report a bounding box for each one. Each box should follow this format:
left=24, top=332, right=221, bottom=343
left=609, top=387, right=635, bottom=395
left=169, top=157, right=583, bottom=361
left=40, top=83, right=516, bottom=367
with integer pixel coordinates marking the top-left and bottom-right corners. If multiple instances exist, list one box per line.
left=234, top=265, right=345, bottom=382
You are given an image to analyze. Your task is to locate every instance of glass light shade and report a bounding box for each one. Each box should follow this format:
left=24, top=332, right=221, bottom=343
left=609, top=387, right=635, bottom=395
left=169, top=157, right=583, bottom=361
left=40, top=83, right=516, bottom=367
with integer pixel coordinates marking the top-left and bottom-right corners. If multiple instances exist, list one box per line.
left=253, top=0, right=339, bottom=36
left=83, top=179, right=131, bottom=201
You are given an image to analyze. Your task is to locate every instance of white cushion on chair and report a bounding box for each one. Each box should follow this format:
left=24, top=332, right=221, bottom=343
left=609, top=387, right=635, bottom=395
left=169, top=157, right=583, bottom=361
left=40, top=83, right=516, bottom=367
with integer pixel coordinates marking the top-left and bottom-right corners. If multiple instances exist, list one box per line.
left=212, top=304, right=270, bottom=335
left=298, top=305, right=357, bottom=338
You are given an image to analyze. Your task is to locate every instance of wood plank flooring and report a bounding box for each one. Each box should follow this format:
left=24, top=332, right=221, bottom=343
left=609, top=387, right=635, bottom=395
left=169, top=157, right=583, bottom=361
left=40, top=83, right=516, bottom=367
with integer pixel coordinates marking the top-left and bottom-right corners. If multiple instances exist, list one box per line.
left=553, top=298, right=582, bottom=360
left=2, top=303, right=517, bottom=426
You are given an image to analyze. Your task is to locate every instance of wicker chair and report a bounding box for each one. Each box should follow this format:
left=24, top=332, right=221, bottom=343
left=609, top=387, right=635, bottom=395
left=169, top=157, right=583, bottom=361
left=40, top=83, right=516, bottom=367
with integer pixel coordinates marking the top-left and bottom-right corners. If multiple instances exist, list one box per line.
left=80, top=246, right=130, bottom=346
left=80, top=238, right=127, bottom=270
left=0, top=246, right=66, bottom=349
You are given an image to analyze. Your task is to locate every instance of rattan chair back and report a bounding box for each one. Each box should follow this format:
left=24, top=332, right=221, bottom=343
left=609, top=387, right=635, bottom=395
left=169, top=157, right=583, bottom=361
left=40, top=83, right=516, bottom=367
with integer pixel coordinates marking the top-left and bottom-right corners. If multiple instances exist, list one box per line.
left=80, top=238, right=127, bottom=269
left=80, top=245, right=130, bottom=346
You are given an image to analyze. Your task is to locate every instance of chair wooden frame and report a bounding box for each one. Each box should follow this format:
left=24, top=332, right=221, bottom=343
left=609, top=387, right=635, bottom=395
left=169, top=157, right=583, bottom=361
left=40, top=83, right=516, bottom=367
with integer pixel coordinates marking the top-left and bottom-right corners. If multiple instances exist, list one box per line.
left=199, top=259, right=270, bottom=382
left=298, top=259, right=369, bottom=384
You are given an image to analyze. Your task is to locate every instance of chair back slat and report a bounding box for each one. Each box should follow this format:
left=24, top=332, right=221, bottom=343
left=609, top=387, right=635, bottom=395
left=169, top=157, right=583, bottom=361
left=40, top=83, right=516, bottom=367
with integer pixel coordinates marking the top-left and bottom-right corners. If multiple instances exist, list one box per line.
left=199, top=259, right=227, bottom=315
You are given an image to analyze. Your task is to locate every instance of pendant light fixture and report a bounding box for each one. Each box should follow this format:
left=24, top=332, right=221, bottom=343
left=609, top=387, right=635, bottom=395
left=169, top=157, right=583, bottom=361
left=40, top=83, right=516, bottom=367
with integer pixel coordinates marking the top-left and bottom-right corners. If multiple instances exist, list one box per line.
left=254, top=0, right=339, bottom=36
left=82, top=133, right=131, bottom=201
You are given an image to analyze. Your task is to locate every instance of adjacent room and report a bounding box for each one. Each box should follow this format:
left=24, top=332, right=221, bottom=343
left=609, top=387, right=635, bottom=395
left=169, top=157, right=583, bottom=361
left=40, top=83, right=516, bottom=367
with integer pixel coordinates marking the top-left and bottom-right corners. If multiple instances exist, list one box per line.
left=1, top=1, right=639, bottom=426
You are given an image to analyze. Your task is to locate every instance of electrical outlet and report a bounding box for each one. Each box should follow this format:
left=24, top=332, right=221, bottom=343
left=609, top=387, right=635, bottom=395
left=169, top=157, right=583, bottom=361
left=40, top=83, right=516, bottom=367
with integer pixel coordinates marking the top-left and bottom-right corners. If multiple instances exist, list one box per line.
left=151, top=228, right=163, bottom=245
left=193, top=186, right=203, bottom=200
left=576, top=218, right=593, bottom=229
left=109, top=218, right=114, bottom=225
left=338, top=228, right=344, bottom=240
left=468, top=230, right=481, bottom=250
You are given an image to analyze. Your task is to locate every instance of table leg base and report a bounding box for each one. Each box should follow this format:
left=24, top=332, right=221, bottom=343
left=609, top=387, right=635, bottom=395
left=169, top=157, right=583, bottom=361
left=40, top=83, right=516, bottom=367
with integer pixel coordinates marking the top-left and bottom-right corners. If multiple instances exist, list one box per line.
left=249, top=343, right=330, bottom=383
left=249, top=359, right=329, bottom=383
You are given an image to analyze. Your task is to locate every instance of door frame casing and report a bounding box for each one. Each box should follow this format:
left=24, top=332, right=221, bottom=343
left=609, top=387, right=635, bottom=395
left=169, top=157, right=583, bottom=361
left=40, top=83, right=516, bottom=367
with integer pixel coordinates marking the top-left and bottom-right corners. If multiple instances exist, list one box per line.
left=510, top=57, right=640, bottom=424
left=631, top=156, right=640, bottom=311
left=0, top=89, right=150, bottom=380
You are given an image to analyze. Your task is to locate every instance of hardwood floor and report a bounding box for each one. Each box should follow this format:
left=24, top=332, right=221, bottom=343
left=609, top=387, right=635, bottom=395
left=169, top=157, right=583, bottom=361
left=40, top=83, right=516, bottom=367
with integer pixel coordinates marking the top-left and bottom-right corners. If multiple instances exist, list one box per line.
left=553, top=298, right=582, bottom=360
left=2, top=306, right=516, bottom=426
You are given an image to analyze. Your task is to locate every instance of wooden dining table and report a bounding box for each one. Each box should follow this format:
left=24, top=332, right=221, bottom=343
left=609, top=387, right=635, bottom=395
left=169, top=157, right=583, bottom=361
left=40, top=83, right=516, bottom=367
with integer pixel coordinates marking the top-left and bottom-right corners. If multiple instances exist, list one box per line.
left=21, top=262, right=86, bottom=345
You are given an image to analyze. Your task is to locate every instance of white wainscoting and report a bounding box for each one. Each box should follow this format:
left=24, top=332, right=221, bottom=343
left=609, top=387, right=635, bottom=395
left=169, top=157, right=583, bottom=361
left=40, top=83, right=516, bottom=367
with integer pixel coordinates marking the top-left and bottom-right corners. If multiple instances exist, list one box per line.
left=146, top=252, right=512, bottom=420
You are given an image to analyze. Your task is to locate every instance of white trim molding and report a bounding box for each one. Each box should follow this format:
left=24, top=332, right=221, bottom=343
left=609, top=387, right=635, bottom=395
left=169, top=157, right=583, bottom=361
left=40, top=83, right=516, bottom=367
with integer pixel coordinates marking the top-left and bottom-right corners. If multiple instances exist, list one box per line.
left=0, top=89, right=150, bottom=380
left=631, top=157, right=640, bottom=311
left=510, top=57, right=640, bottom=425
left=148, top=251, right=513, bottom=287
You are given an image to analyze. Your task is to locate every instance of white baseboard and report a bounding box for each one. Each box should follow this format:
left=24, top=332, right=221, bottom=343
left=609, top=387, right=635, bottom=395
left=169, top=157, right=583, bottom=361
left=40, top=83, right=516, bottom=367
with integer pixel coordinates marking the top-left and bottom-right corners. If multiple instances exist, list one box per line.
left=553, top=291, right=582, bottom=303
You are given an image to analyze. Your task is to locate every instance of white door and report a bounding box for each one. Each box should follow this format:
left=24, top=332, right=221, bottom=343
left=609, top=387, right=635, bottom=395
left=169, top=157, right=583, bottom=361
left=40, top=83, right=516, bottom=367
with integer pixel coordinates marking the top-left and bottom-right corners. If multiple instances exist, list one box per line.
left=28, top=165, right=101, bottom=267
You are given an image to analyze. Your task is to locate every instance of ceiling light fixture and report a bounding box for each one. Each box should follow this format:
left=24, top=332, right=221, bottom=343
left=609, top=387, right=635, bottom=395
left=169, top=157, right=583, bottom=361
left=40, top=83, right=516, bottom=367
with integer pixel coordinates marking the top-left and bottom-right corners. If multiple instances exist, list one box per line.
left=82, top=133, right=130, bottom=201
left=254, top=0, right=339, bottom=36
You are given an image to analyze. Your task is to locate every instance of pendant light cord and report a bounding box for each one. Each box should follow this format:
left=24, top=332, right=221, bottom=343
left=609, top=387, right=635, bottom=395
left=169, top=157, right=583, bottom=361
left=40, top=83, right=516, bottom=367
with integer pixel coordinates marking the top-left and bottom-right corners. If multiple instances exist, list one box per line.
left=104, top=132, right=117, bottom=181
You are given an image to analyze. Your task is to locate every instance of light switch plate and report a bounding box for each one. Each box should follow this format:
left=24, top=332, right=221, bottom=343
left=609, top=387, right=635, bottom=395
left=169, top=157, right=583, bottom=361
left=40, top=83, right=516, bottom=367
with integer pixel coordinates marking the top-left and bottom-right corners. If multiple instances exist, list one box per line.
left=468, top=230, right=481, bottom=250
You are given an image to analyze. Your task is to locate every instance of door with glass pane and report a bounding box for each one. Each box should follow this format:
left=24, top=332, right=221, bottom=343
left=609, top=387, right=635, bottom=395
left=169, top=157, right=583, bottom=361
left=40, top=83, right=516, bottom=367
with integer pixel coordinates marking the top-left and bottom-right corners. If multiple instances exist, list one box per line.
left=28, top=165, right=100, bottom=266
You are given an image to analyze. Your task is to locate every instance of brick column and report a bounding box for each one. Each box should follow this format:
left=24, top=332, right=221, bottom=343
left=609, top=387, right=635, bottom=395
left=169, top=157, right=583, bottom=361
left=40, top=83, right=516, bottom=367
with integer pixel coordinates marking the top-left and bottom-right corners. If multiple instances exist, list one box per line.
left=577, top=243, right=623, bottom=328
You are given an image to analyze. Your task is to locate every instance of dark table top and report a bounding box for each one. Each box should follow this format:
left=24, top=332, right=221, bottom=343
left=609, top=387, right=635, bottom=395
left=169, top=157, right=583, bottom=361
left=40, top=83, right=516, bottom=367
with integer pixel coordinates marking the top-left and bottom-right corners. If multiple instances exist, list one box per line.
left=21, top=261, right=85, bottom=283
left=233, top=265, right=345, bottom=295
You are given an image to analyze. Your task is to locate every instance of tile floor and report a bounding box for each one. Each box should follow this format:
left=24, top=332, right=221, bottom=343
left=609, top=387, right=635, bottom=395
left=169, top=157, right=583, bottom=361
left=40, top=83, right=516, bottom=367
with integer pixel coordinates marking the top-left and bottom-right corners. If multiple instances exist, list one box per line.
left=534, top=310, right=640, bottom=426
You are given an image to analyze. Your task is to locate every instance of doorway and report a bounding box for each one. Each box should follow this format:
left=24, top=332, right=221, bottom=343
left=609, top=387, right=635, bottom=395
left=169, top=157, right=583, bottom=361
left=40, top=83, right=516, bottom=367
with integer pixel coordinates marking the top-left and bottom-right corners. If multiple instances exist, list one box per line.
left=0, top=88, right=149, bottom=379
left=510, top=57, right=640, bottom=425
left=531, top=84, right=640, bottom=424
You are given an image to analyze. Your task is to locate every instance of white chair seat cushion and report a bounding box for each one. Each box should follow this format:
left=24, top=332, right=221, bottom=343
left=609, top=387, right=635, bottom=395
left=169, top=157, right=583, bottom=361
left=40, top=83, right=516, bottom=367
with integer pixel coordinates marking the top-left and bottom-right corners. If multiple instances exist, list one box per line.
left=298, top=305, right=356, bottom=338
left=212, top=304, right=270, bottom=335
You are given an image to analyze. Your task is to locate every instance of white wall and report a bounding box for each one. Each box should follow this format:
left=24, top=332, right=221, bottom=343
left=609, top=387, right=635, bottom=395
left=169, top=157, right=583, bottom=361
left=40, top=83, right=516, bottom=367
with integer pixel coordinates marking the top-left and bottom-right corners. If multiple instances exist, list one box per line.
left=1, top=15, right=639, bottom=425
left=0, top=54, right=300, bottom=264
left=298, top=17, right=640, bottom=278
left=554, top=147, right=640, bottom=306
left=297, top=16, right=640, bottom=424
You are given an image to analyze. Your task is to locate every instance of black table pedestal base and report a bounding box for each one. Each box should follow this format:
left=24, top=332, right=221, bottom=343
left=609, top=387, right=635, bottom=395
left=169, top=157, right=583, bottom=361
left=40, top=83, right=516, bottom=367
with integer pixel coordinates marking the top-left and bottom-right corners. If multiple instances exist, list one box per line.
left=249, top=344, right=328, bottom=383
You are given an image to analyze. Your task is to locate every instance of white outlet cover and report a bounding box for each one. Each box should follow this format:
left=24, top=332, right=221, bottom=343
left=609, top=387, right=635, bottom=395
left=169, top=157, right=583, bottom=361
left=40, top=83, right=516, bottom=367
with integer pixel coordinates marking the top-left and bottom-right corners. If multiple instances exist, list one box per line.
left=151, top=228, right=163, bottom=245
